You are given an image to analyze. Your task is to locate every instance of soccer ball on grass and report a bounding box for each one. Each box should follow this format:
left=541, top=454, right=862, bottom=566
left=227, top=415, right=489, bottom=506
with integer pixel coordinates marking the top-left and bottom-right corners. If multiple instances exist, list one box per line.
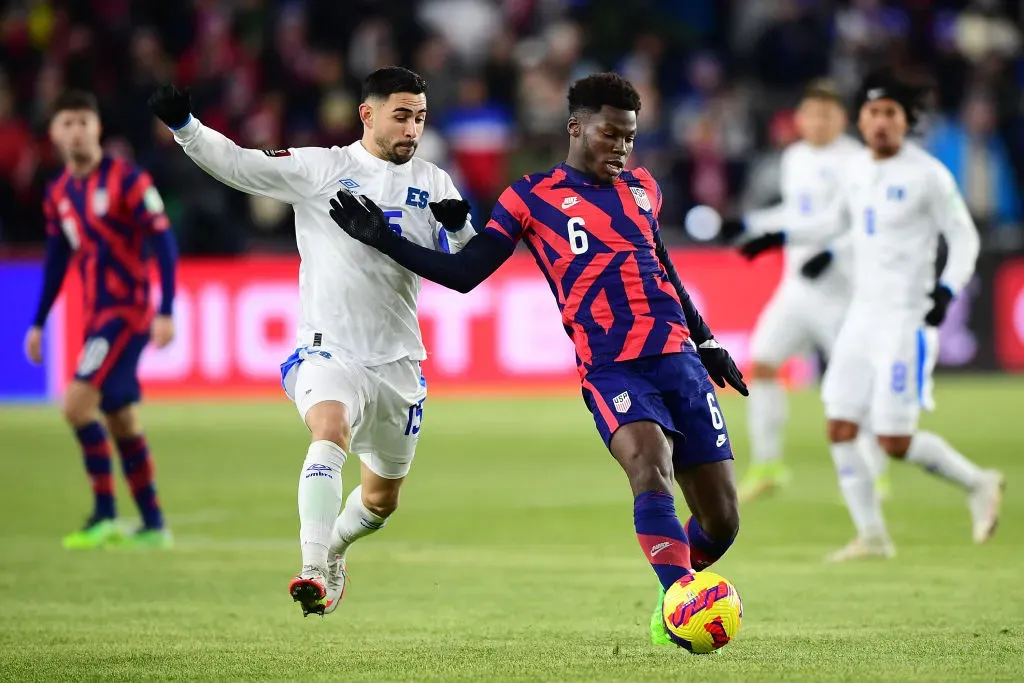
left=662, top=571, right=742, bottom=653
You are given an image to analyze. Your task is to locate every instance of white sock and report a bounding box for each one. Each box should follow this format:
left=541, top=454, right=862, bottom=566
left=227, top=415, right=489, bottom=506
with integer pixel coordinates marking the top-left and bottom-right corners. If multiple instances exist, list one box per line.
left=830, top=440, right=888, bottom=539
left=331, top=485, right=387, bottom=559
left=747, top=379, right=787, bottom=464
left=298, top=440, right=346, bottom=570
left=857, top=432, right=889, bottom=479
left=905, top=431, right=982, bottom=490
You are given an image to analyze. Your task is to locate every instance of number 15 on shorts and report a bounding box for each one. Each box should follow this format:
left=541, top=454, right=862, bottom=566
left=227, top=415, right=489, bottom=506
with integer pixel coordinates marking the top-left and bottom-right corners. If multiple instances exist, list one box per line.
left=404, top=399, right=424, bottom=436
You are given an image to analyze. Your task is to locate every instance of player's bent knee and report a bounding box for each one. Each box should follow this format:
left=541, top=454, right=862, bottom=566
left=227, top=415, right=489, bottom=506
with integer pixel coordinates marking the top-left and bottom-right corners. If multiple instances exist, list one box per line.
left=305, top=401, right=352, bottom=451
left=62, top=382, right=100, bottom=427
left=622, top=451, right=674, bottom=494
left=827, top=419, right=859, bottom=444
left=877, top=435, right=912, bottom=459
left=750, top=362, right=779, bottom=380
left=104, top=405, right=140, bottom=439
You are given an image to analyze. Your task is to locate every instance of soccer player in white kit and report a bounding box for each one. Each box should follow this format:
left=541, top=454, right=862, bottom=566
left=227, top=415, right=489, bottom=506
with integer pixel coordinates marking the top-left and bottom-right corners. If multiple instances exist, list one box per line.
left=740, top=70, right=1004, bottom=561
left=730, top=80, right=887, bottom=502
left=148, top=68, right=476, bottom=614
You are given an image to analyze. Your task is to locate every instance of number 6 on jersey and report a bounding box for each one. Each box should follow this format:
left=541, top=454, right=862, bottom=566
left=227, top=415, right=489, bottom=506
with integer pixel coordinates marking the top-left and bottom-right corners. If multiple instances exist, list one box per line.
left=568, top=217, right=589, bottom=255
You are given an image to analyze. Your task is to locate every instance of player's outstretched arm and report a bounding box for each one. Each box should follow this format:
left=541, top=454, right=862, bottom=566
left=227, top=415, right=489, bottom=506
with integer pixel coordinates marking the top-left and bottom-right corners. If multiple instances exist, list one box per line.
left=926, top=166, right=981, bottom=326
left=739, top=191, right=851, bottom=259
left=148, top=85, right=326, bottom=204
left=329, top=189, right=510, bottom=292
left=653, top=231, right=748, bottom=396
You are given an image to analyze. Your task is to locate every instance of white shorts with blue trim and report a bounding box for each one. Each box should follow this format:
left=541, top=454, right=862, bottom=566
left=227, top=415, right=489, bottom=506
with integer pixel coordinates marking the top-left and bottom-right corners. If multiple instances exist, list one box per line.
left=821, top=307, right=938, bottom=435
left=281, top=346, right=427, bottom=479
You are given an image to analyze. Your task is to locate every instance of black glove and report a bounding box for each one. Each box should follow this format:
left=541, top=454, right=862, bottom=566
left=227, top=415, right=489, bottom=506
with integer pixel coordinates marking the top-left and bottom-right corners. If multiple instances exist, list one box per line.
left=924, top=284, right=954, bottom=327
left=328, top=189, right=400, bottom=252
left=428, top=199, right=471, bottom=230
left=719, top=218, right=746, bottom=244
left=148, top=85, right=193, bottom=129
left=697, top=338, right=748, bottom=396
left=739, top=232, right=786, bottom=260
left=800, top=250, right=833, bottom=279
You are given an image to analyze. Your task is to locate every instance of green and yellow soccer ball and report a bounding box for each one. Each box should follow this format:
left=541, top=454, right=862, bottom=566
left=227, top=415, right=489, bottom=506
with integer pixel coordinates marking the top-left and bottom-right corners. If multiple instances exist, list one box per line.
left=662, top=571, right=742, bottom=653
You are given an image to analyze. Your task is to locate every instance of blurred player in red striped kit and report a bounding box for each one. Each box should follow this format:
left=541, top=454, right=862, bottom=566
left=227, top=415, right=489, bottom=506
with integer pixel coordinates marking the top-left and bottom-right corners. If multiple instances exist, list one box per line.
left=24, top=90, right=178, bottom=550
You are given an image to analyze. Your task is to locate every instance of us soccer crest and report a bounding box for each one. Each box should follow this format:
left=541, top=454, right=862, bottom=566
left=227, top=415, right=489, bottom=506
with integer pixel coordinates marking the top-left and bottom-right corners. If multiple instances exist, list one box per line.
left=630, top=186, right=651, bottom=212
left=91, top=188, right=108, bottom=216
left=613, top=391, right=631, bottom=414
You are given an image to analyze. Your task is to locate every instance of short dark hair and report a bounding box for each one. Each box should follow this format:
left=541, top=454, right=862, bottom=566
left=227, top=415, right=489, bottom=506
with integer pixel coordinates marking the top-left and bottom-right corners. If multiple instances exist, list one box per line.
left=52, top=89, right=99, bottom=117
left=567, top=72, right=641, bottom=117
left=361, top=66, right=427, bottom=102
left=802, top=78, right=843, bottom=105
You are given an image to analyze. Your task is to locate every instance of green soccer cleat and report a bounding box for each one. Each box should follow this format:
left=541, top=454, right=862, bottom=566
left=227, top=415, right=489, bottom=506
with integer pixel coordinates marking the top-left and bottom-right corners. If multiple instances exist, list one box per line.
left=121, top=527, right=173, bottom=549
left=738, top=461, right=791, bottom=503
left=650, top=586, right=674, bottom=646
left=62, top=517, right=123, bottom=550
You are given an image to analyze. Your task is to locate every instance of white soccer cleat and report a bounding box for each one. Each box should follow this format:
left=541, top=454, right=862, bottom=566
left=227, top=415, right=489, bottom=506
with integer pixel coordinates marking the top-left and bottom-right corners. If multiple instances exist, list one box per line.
left=288, top=565, right=328, bottom=617
left=825, top=535, right=895, bottom=564
left=323, top=552, right=348, bottom=615
left=968, top=470, right=1004, bottom=544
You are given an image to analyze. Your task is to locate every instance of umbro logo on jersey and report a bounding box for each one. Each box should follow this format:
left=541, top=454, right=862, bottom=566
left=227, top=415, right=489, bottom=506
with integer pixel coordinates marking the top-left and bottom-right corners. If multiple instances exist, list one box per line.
left=562, top=196, right=580, bottom=209
left=339, top=178, right=360, bottom=189
left=613, top=391, right=631, bottom=414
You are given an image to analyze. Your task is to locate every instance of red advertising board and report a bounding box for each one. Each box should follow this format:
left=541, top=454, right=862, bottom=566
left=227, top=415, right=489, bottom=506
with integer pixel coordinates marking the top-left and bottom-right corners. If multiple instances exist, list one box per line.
left=57, top=249, right=788, bottom=398
left=994, top=257, right=1024, bottom=370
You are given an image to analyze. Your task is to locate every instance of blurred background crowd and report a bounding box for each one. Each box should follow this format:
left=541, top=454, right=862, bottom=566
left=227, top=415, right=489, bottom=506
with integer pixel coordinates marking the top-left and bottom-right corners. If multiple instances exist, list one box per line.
left=0, top=0, right=1021, bottom=255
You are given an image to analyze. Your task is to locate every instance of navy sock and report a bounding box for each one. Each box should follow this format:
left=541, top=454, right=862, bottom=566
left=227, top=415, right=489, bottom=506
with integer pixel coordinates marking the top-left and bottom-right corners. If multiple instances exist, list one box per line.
left=634, top=491, right=692, bottom=590
left=685, top=516, right=736, bottom=571
left=116, top=435, right=163, bottom=529
left=75, top=422, right=115, bottom=520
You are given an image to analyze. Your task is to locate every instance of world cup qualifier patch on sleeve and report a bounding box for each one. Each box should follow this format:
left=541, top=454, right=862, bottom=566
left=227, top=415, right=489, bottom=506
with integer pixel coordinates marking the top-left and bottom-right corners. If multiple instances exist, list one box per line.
left=262, top=149, right=291, bottom=157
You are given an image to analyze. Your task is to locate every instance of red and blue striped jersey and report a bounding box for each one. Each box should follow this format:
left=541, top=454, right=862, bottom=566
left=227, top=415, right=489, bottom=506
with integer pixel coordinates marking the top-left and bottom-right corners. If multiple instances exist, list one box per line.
left=44, top=157, right=170, bottom=332
left=484, top=163, right=690, bottom=377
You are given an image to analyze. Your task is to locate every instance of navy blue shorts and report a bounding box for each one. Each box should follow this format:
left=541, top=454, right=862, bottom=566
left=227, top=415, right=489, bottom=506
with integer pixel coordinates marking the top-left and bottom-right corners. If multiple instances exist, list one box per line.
left=581, top=350, right=734, bottom=469
left=74, top=317, right=150, bottom=414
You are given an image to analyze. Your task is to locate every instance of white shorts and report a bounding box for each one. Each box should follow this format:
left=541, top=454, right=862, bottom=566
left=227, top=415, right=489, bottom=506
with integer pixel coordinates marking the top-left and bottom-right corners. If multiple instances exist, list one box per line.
left=821, top=308, right=938, bottom=435
left=281, top=347, right=426, bottom=479
left=749, top=282, right=848, bottom=366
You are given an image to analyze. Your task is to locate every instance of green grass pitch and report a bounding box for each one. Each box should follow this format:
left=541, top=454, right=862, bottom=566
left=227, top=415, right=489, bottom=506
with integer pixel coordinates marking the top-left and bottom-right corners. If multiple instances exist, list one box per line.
left=1, top=377, right=1022, bottom=681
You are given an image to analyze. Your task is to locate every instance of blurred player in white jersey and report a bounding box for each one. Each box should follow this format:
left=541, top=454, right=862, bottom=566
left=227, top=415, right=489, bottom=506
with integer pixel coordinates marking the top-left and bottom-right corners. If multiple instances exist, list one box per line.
left=149, top=67, right=475, bottom=615
left=728, top=80, right=887, bottom=502
left=741, top=70, right=1004, bottom=561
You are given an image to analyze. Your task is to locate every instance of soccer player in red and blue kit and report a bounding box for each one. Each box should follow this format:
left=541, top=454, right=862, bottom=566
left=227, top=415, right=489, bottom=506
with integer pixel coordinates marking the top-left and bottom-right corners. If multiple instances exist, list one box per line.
left=329, top=73, right=747, bottom=644
left=24, top=90, right=178, bottom=550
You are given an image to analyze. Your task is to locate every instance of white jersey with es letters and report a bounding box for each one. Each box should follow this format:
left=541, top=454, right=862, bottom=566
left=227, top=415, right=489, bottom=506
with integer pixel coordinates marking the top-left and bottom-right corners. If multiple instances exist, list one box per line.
left=172, top=117, right=473, bottom=477
left=744, top=135, right=863, bottom=364
left=800, top=142, right=982, bottom=433
left=172, top=117, right=473, bottom=366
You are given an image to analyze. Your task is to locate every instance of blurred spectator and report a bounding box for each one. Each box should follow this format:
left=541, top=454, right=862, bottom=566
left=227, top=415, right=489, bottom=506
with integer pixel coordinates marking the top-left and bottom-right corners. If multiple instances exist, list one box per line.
left=0, top=0, right=1018, bottom=253
left=441, top=75, right=513, bottom=210
left=926, top=91, right=1022, bottom=240
left=740, top=109, right=800, bottom=214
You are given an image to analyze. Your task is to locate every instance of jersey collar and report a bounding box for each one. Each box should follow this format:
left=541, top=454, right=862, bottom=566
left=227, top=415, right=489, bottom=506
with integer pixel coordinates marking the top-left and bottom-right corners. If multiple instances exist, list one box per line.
left=351, top=140, right=411, bottom=175
left=558, top=161, right=619, bottom=187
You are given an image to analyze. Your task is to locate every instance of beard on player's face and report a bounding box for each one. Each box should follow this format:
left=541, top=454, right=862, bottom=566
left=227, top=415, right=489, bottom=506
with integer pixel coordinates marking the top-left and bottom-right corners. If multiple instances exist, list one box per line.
left=376, top=134, right=417, bottom=164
